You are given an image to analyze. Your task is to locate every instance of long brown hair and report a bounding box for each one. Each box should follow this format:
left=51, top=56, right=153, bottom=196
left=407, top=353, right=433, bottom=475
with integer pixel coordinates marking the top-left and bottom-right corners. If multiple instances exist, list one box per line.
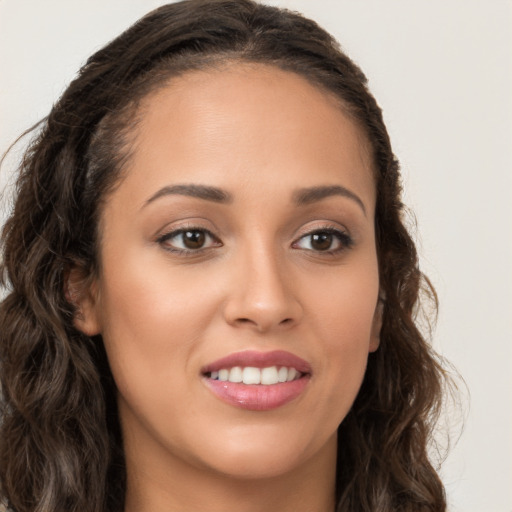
left=1, top=1, right=451, bottom=511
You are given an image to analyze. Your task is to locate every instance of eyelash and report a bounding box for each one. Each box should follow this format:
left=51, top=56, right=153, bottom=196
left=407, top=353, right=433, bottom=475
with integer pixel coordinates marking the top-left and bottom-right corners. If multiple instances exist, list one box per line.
left=156, top=225, right=353, bottom=256
left=156, top=227, right=221, bottom=255
left=292, top=227, right=354, bottom=255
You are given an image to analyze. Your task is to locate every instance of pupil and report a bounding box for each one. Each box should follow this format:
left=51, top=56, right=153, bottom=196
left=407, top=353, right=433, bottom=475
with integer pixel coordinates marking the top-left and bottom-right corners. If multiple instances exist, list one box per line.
left=311, top=232, right=332, bottom=251
left=183, top=230, right=205, bottom=249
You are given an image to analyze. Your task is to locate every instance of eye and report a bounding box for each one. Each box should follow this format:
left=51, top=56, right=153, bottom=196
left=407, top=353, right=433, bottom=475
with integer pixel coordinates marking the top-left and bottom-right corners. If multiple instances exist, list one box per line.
left=293, top=228, right=353, bottom=253
left=157, top=228, right=221, bottom=253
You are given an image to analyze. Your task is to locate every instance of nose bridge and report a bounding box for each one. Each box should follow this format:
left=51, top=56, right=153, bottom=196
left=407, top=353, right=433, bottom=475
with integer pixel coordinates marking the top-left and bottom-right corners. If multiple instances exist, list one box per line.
left=223, top=234, right=302, bottom=331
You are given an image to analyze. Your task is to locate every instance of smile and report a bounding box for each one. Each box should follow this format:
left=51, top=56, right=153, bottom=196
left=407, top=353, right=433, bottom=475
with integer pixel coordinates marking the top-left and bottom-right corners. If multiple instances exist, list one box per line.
left=202, top=350, right=311, bottom=410
left=208, top=366, right=303, bottom=385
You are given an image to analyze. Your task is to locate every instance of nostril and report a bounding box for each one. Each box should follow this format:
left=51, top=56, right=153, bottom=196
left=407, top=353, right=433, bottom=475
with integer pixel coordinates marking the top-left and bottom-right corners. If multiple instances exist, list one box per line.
left=234, top=317, right=295, bottom=329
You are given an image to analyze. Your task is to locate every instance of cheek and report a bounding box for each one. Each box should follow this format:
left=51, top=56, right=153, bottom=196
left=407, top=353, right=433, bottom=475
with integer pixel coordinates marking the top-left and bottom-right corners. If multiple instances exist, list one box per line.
left=95, top=263, right=220, bottom=453
left=319, top=296, right=376, bottom=381
left=95, top=251, right=224, bottom=400
left=307, top=249, right=379, bottom=347
left=303, top=257, right=379, bottom=420
left=98, top=228, right=223, bottom=330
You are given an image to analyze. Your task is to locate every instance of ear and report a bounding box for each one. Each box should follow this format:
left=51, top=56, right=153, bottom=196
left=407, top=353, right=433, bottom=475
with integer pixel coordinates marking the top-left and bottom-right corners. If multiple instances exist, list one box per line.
left=369, top=295, right=384, bottom=353
left=65, top=266, right=102, bottom=336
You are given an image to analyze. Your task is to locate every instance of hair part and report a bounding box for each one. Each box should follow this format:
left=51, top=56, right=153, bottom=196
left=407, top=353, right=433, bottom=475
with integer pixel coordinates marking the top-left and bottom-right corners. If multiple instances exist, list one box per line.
left=1, top=1, right=452, bottom=511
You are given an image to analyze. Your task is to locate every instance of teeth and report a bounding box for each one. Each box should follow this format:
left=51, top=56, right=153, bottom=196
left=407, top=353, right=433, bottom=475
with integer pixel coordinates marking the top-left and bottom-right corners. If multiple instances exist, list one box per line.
left=209, top=366, right=301, bottom=385
left=242, top=367, right=261, bottom=384
left=261, top=366, right=279, bottom=385
left=277, top=366, right=288, bottom=383
left=229, top=366, right=243, bottom=383
left=286, top=368, right=297, bottom=382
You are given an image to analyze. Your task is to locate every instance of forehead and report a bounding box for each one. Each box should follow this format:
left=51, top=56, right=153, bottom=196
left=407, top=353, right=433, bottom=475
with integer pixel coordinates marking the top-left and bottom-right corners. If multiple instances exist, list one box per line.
left=117, top=62, right=375, bottom=210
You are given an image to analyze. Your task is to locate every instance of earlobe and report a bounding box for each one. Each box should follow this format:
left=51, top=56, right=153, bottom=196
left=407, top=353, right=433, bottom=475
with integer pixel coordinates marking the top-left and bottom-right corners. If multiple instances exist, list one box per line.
left=369, top=296, right=384, bottom=353
left=65, top=267, right=102, bottom=336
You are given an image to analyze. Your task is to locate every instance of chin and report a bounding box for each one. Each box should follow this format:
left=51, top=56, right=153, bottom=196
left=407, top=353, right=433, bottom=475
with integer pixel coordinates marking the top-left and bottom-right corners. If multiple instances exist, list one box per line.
left=206, top=449, right=306, bottom=481
left=191, top=427, right=336, bottom=481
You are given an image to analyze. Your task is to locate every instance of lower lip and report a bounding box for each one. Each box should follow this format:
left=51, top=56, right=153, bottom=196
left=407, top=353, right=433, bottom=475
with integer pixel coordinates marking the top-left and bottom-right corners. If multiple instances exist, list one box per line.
left=204, top=376, right=310, bottom=411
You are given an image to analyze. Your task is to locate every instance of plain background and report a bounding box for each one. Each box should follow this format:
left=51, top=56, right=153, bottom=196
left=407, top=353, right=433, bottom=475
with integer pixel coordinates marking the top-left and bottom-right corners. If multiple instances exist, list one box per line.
left=0, top=1, right=511, bottom=511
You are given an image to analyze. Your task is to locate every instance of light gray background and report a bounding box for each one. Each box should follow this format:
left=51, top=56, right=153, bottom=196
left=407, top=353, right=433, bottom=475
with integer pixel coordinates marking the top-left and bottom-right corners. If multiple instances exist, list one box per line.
left=1, top=1, right=511, bottom=511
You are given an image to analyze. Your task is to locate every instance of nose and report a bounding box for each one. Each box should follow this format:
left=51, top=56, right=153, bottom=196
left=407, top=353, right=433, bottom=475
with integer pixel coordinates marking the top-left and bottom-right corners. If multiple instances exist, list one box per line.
left=222, top=244, right=303, bottom=333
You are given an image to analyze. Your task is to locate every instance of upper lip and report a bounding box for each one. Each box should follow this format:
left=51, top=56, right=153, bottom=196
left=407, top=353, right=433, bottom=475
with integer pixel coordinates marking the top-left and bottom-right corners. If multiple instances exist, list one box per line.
left=201, top=350, right=312, bottom=375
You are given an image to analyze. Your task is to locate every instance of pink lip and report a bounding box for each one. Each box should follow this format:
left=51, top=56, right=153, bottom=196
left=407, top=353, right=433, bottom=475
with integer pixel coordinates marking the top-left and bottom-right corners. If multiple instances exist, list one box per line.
left=201, top=350, right=312, bottom=411
left=201, top=350, right=312, bottom=375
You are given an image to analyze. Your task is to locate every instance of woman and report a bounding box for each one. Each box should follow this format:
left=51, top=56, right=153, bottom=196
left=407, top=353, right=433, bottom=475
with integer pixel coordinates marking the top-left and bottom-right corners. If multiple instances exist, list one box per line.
left=0, top=1, right=451, bottom=511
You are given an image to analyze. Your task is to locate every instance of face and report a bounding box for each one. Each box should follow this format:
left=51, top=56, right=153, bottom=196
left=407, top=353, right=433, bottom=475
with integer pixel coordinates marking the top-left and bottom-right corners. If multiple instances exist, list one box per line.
left=76, top=64, right=381, bottom=483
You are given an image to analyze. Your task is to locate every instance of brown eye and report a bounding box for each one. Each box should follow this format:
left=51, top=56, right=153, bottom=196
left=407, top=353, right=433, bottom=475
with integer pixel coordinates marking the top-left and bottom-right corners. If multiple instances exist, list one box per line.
left=310, top=232, right=334, bottom=251
left=157, top=228, right=221, bottom=253
left=293, top=228, right=353, bottom=254
left=182, top=230, right=205, bottom=249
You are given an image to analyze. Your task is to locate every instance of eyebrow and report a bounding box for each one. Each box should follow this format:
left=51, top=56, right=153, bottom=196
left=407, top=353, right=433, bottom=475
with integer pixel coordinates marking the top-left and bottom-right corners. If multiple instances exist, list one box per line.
left=293, top=185, right=367, bottom=215
left=143, top=183, right=366, bottom=215
left=143, top=184, right=233, bottom=207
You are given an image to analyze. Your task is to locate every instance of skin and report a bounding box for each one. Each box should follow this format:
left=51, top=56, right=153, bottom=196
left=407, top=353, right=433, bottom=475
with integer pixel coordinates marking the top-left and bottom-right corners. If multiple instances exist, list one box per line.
left=74, top=63, right=382, bottom=512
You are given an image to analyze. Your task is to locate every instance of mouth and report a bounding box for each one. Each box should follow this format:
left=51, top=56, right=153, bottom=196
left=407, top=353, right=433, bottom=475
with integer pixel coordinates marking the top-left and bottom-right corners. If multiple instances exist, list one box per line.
left=206, top=365, right=303, bottom=385
left=201, top=350, right=311, bottom=411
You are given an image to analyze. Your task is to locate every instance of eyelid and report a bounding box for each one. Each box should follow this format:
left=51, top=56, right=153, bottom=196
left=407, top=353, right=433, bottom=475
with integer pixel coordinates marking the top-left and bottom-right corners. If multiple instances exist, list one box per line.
left=293, top=222, right=351, bottom=239
left=291, top=224, right=354, bottom=253
left=154, top=221, right=353, bottom=256
left=156, top=225, right=222, bottom=253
